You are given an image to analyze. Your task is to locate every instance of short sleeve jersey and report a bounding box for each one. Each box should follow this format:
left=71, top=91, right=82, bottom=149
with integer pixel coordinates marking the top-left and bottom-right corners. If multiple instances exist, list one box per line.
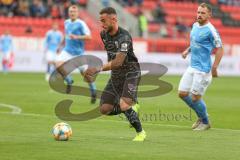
left=100, top=27, right=140, bottom=77
left=190, top=22, right=222, bottom=73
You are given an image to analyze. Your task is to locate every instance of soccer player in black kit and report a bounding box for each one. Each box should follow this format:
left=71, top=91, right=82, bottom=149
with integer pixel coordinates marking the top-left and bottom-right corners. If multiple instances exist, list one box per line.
left=84, top=7, right=146, bottom=141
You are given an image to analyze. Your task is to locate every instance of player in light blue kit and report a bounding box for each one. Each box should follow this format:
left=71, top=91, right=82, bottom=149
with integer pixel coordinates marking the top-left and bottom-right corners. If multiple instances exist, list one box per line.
left=55, top=5, right=97, bottom=104
left=178, top=3, right=223, bottom=131
left=44, top=22, right=63, bottom=81
left=0, top=30, right=14, bottom=73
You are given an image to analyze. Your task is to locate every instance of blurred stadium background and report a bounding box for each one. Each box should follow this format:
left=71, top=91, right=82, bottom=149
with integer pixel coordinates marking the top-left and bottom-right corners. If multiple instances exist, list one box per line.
left=0, top=0, right=239, bottom=75
left=1, top=1, right=240, bottom=160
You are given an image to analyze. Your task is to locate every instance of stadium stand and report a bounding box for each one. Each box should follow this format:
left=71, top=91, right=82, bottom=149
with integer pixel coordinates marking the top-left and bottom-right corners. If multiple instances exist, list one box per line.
left=122, top=0, right=240, bottom=52
left=0, top=0, right=240, bottom=53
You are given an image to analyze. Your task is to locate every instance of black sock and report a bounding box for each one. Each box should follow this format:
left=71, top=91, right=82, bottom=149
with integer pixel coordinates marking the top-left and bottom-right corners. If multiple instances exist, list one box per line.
left=108, top=104, right=122, bottom=115
left=124, top=108, right=142, bottom=133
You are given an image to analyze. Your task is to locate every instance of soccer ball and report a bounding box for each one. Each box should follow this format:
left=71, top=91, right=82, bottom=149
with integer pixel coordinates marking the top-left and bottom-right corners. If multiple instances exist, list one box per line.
left=52, top=122, right=72, bottom=141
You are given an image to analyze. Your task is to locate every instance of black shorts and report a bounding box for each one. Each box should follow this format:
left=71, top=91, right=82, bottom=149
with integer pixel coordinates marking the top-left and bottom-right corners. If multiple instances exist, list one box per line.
left=100, top=71, right=141, bottom=106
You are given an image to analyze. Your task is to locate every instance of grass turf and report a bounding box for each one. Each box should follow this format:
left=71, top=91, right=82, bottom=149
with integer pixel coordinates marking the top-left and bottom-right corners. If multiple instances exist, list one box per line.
left=0, top=73, right=240, bottom=160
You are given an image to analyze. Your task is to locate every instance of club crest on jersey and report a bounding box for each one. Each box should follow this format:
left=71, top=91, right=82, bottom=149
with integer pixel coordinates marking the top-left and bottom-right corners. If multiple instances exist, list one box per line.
left=120, top=43, right=128, bottom=52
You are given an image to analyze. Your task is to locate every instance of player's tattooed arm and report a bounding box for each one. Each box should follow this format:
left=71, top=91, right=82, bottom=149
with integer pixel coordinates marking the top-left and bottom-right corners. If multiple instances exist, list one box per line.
left=101, top=52, right=126, bottom=71
left=84, top=52, right=126, bottom=77
left=212, top=46, right=224, bottom=77
left=182, top=47, right=191, bottom=59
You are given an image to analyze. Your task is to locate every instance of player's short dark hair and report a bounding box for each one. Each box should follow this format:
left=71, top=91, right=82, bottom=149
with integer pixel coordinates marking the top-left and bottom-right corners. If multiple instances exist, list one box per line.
left=99, top=7, right=117, bottom=15
left=69, top=4, right=79, bottom=10
left=199, top=3, right=212, bottom=13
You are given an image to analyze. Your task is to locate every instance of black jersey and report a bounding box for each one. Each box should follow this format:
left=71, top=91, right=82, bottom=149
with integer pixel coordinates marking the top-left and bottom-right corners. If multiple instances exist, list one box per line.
left=100, top=27, right=140, bottom=78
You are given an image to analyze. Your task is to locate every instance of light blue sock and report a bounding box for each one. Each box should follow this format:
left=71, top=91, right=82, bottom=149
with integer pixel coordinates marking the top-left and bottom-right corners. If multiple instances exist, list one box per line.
left=89, top=82, right=96, bottom=96
left=192, top=99, right=209, bottom=124
left=65, top=75, right=73, bottom=85
left=181, top=96, right=201, bottom=118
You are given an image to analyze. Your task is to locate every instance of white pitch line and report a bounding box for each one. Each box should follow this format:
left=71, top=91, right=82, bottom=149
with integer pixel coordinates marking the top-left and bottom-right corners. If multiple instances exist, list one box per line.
left=0, top=103, right=22, bottom=114
left=0, top=111, right=239, bottom=132
left=98, top=119, right=240, bottom=132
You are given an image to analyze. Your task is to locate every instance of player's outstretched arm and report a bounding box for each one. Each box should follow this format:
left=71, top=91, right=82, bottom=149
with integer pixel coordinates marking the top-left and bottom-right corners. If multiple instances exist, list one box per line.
left=101, top=52, right=126, bottom=71
left=83, top=52, right=126, bottom=82
left=212, top=47, right=224, bottom=77
left=86, top=52, right=126, bottom=74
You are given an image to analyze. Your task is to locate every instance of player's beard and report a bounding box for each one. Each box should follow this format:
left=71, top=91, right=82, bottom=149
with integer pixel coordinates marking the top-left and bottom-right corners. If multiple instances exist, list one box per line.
left=198, top=19, right=207, bottom=25
left=197, top=17, right=208, bottom=25
left=70, top=15, right=77, bottom=21
left=197, top=18, right=203, bottom=25
left=107, top=26, right=113, bottom=33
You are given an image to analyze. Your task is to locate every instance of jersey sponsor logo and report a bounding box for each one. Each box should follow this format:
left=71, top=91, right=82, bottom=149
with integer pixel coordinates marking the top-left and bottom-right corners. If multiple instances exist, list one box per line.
left=71, top=26, right=78, bottom=33
left=199, top=32, right=207, bottom=38
left=191, top=40, right=201, bottom=49
left=120, top=43, right=128, bottom=52
left=105, top=42, right=115, bottom=50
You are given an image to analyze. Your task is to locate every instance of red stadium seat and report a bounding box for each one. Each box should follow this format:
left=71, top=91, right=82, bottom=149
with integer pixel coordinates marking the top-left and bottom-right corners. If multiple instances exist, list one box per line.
left=148, top=23, right=161, bottom=33
left=1, top=1, right=240, bottom=53
left=124, top=7, right=139, bottom=16
left=142, top=1, right=156, bottom=10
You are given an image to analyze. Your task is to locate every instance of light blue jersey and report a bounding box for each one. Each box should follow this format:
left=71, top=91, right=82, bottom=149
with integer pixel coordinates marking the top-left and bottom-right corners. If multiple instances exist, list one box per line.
left=45, top=30, right=63, bottom=53
left=190, top=22, right=222, bottom=73
left=63, top=19, right=91, bottom=56
left=0, top=35, right=13, bottom=54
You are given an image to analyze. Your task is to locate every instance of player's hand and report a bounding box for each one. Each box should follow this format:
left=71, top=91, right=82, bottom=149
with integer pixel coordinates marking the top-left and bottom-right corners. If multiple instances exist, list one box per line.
left=86, top=67, right=99, bottom=75
left=83, top=67, right=100, bottom=82
left=69, top=34, right=79, bottom=40
left=182, top=50, right=188, bottom=59
left=212, top=67, right=218, bottom=77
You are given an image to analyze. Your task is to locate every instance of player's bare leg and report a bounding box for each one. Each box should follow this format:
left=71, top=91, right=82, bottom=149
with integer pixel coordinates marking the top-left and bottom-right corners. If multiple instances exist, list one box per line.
left=99, top=104, right=114, bottom=115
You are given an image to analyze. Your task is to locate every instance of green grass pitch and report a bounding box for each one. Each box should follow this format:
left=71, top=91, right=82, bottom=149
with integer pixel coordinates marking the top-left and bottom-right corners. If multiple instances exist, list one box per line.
left=0, top=73, right=240, bottom=160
